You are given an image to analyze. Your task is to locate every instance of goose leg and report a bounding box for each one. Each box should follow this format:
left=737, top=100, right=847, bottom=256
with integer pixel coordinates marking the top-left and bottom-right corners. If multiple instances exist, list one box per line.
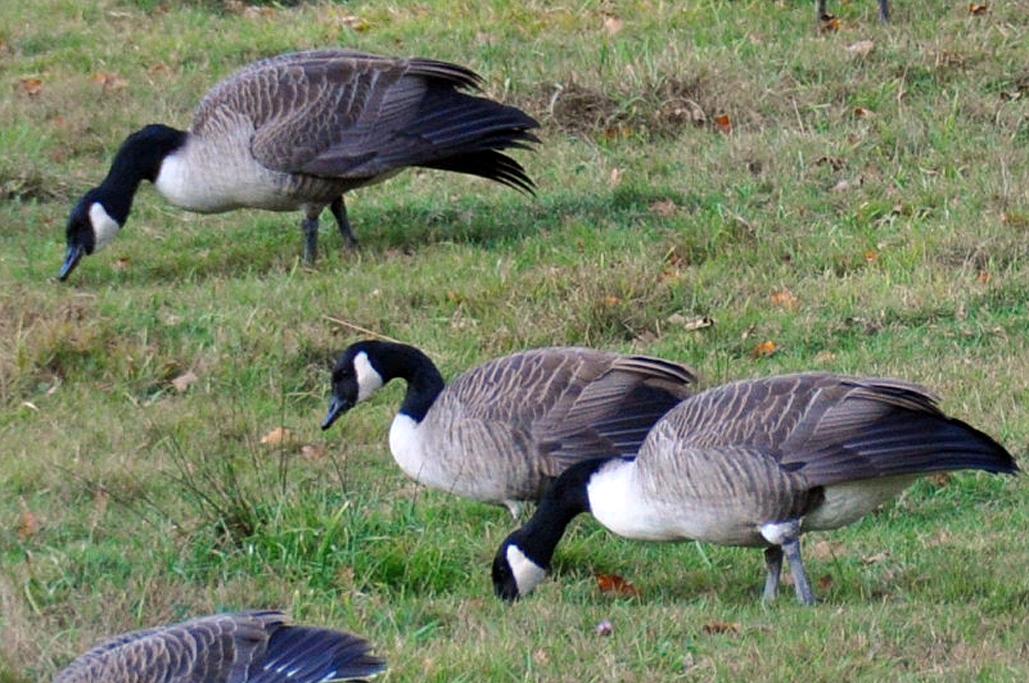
left=302, top=212, right=320, bottom=265
left=330, top=196, right=359, bottom=250
left=782, top=538, right=815, bottom=606
left=762, top=546, right=784, bottom=602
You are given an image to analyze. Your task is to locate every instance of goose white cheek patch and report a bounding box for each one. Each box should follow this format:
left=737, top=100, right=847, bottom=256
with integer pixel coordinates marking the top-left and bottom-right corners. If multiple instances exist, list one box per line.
left=354, top=351, right=384, bottom=402
left=506, top=545, right=547, bottom=596
left=89, top=202, right=121, bottom=252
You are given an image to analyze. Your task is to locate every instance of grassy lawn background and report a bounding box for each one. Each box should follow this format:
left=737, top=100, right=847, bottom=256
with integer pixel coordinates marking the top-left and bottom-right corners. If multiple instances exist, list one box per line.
left=1, top=0, right=1027, bottom=680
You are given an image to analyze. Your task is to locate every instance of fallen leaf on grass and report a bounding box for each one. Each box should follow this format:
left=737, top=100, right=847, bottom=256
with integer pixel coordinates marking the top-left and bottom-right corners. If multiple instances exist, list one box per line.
left=301, top=444, right=327, bottom=461
left=752, top=340, right=778, bottom=358
left=260, top=427, right=293, bottom=446
left=603, top=15, right=624, bottom=35
left=91, top=72, right=129, bottom=92
left=864, top=249, right=879, bottom=263
left=818, top=575, right=834, bottom=591
left=846, top=40, right=876, bottom=58
left=770, top=289, right=798, bottom=311
left=861, top=551, right=889, bottom=565
left=18, top=501, right=39, bottom=540
left=702, top=621, right=741, bottom=635
left=809, top=540, right=843, bottom=560
left=601, top=295, right=622, bottom=307
left=650, top=200, right=679, bottom=218
left=977, top=271, right=991, bottom=285
left=928, top=472, right=952, bottom=488
left=596, top=573, right=640, bottom=597
left=968, top=3, right=989, bottom=15
left=713, top=114, right=732, bottom=135
left=18, top=78, right=43, bottom=96
left=339, top=14, right=370, bottom=31
left=820, top=16, right=841, bottom=33
left=595, top=619, right=614, bottom=636
left=170, top=370, right=198, bottom=393
left=853, top=106, right=874, bottom=119
left=667, top=314, right=714, bottom=332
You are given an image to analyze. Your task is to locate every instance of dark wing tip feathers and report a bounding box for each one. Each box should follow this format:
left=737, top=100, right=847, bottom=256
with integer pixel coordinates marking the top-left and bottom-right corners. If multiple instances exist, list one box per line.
left=254, top=625, right=385, bottom=682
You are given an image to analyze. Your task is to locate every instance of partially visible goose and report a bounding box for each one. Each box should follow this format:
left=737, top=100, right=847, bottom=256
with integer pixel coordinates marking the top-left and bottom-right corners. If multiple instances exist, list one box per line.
left=819, top=0, right=890, bottom=23
left=492, top=373, right=1017, bottom=604
left=54, top=610, right=385, bottom=682
left=321, top=340, right=696, bottom=515
left=58, top=49, right=539, bottom=280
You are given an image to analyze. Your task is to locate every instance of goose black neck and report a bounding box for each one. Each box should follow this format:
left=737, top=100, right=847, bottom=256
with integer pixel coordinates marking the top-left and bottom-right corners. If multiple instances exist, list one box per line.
left=96, top=124, right=186, bottom=223
left=371, top=342, right=445, bottom=422
left=515, top=458, right=611, bottom=567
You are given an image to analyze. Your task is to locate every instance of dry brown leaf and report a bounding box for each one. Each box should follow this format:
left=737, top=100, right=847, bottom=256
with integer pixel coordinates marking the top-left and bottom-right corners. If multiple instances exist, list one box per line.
left=928, top=472, right=952, bottom=487
left=864, top=249, right=879, bottom=263
left=18, top=501, right=39, bottom=541
left=171, top=370, right=198, bottom=393
left=649, top=200, right=679, bottom=217
left=853, top=106, right=874, bottom=119
left=809, top=540, right=843, bottom=560
left=609, top=167, right=623, bottom=188
left=846, top=40, right=876, bottom=58
left=977, top=271, right=991, bottom=285
left=968, top=3, right=989, bottom=15
left=596, top=573, right=640, bottom=597
left=260, top=427, right=293, bottom=446
left=713, top=113, right=732, bottom=135
left=752, top=340, right=778, bottom=358
left=817, top=574, right=834, bottom=591
left=820, top=16, right=841, bottom=33
left=770, top=289, right=798, bottom=311
left=301, top=444, right=327, bottom=461
left=861, top=551, right=889, bottom=565
left=601, top=295, right=622, bottom=307
left=702, top=621, right=741, bottom=635
left=603, top=15, right=624, bottom=35
left=92, top=72, right=129, bottom=92
left=18, top=78, right=43, bottom=96
left=1001, top=211, right=1028, bottom=227
left=113, top=257, right=131, bottom=271
left=595, top=620, right=614, bottom=636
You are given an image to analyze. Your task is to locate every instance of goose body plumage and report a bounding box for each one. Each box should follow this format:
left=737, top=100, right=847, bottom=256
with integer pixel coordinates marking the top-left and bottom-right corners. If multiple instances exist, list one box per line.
left=322, top=341, right=696, bottom=512
left=54, top=611, right=385, bottom=683
left=493, top=373, right=1017, bottom=604
left=59, top=50, right=539, bottom=279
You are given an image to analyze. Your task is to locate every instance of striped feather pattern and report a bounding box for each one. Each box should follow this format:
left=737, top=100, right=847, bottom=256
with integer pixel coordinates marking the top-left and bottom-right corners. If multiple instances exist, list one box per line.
left=403, top=347, right=695, bottom=503
left=54, top=612, right=385, bottom=683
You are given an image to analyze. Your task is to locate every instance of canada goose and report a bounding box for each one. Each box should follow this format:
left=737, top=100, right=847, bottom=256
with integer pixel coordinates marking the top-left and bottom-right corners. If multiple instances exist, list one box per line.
left=818, top=0, right=890, bottom=23
left=492, top=373, right=1017, bottom=604
left=54, top=610, right=385, bottom=682
left=58, top=49, right=539, bottom=281
left=321, top=341, right=696, bottom=515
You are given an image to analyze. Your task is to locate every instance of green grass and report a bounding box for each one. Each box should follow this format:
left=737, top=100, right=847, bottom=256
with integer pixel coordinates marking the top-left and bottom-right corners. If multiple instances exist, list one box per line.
left=1, top=0, right=1028, bottom=680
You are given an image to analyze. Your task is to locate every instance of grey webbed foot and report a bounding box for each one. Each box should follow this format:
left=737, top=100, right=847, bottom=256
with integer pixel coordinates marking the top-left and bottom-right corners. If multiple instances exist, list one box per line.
left=330, top=196, right=359, bottom=250
left=302, top=216, right=320, bottom=265
left=762, top=546, right=784, bottom=603
left=783, top=537, right=815, bottom=606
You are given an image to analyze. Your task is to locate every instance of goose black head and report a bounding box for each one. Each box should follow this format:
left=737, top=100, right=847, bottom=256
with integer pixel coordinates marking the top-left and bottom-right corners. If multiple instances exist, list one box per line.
left=492, top=532, right=548, bottom=602
left=58, top=124, right=186, bottom=281
left=322, top=342, right=387, bottom=430
left=59, top=190, right=120, bottom=281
